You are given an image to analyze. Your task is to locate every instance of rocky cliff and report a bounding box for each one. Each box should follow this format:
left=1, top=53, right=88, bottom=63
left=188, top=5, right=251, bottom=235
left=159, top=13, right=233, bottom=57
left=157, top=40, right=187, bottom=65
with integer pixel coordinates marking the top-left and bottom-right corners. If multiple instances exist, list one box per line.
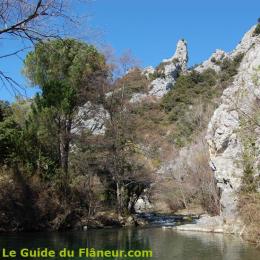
left=176, top=24, right=260, bottom=235
left=205, top=25, right=260, bottom=233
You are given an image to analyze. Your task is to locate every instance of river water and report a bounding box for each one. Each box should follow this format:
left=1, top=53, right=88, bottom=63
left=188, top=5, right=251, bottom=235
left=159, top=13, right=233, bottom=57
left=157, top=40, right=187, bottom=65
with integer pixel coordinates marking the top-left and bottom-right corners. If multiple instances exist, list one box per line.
left=0, top=227, right=259, bottom=260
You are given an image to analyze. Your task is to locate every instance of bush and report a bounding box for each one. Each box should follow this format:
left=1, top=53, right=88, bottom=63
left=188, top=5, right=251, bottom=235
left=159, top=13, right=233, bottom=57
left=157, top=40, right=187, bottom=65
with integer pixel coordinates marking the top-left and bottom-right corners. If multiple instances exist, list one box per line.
left=239, top=193, right=260, bottom=245
left=253, top=23, right=260, bottom=36
left=114, top=68, right=150, bottom=97
left=219, top=53, right=244, bottom=82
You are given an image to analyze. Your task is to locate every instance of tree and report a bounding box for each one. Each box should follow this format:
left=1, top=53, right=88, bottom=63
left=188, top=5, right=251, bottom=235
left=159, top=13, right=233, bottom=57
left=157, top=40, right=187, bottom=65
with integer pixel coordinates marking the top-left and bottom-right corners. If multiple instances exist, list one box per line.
left=0, top=101, right=22, bottom=166
left=102, top=68, right=151, bottom=215
left=23, top=39, right=107, bottom=182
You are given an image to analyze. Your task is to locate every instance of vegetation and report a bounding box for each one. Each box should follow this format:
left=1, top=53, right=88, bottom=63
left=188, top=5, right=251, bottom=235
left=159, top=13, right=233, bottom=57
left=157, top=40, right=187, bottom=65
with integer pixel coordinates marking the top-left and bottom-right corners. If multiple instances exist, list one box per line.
left=23, top=39, right=107, bottom=180
left=161, top=69, right=219, bottom=146
left=0, top=6, right=253, bottom=233
left=0, top=0, right=89, bottom=90
left=253, top=23, right=260, bottom=36
left=238, top=101, right=260, bottom=245
left=160, top=54, right=244, bottom=147
left=0, top=39, right=153, bottom=230
left=113, top=68, right=150, bottom=97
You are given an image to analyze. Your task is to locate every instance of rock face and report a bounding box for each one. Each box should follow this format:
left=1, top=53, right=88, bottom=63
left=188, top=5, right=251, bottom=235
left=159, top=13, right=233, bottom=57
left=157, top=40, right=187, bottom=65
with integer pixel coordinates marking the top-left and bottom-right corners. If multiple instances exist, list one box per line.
left=206, top=27, right=260, bottom=233
left=134, top=193, right=153, bottom=213
left=148, top=39, right=188, bottom=98
left=129, top=40, right=188, bottom=102
left=162, top=39, right=188, bottom=72
left=195, top=49, right=228, bottom=73
left=74, top=102, right=109, bottom=135
left=230, top=25, right=258, bottom=58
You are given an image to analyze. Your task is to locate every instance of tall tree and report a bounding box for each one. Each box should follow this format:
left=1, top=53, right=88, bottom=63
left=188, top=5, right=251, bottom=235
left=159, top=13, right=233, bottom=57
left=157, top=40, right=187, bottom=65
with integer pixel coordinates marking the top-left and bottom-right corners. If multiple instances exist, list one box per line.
left=23, top=39, right=107, bottom=180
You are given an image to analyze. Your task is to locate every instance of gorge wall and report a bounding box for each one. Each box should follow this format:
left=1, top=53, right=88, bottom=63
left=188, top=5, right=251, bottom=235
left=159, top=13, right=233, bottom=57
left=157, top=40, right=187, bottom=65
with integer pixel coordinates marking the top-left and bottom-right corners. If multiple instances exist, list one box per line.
left=206, top=25, right=260, bottom=233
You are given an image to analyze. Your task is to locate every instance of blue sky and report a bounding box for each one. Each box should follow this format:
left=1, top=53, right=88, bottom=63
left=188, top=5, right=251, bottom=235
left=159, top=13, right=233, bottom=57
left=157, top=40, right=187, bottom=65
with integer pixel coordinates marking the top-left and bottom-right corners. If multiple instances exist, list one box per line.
left=1, top=0, right=260, bottom=101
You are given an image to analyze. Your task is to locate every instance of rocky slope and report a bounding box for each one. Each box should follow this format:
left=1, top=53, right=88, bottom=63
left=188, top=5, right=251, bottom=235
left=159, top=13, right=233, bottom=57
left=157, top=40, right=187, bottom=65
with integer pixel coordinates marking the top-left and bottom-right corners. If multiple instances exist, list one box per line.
left=131, top=39, right=188, bottom=102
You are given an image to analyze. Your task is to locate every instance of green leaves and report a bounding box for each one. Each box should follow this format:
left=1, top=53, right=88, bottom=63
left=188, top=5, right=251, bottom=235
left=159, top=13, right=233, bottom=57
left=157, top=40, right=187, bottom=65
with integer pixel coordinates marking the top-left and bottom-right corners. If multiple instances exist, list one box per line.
left=0, top=113, right=22, bottom=166
left=23, top=39, right=106, bottom=96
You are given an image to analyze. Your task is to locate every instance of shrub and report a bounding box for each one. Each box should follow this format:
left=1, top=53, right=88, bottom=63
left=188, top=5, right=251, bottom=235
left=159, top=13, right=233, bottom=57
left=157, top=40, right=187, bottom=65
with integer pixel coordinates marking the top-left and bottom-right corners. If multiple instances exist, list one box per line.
left=239, top=193, right=260, bottom=245
left=253, top=23, right=260, bottom=36
left=219, top=53, right=244, bottom=82
left=211, top=57, right=216, bottom=63
left=114, top=68, right=150, bottom=97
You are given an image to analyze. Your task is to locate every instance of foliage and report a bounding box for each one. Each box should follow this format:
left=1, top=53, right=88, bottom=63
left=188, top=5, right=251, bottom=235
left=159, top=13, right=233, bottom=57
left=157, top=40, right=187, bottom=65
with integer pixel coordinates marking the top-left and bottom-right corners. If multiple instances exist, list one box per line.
left=239, top=102, right=260, bottom=193
left=253, top=23, right=260, bottom=36
left=161, top=69, right=219, bottom=146
left=23, top=39, right=107, bottom=106
left=238, top=101, right=260, bottom=245
left=113, top=68, right=149, bottom=97
left=0, top=113, right=22, bottom=166
left=239, top=193, right=260, bottom=245
left=219, top=54, right=244, bottom=82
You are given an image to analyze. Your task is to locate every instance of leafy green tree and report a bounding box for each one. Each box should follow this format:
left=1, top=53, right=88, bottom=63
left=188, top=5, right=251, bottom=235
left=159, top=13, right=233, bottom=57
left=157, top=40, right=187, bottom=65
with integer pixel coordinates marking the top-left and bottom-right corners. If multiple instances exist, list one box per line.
left=23, top=39, right=107, bottom=178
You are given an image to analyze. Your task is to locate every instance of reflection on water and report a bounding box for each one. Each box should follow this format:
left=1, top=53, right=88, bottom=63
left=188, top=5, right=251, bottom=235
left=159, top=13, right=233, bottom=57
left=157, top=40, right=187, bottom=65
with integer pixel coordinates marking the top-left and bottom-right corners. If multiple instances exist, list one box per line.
left=0, top=227, right=259, bottom=259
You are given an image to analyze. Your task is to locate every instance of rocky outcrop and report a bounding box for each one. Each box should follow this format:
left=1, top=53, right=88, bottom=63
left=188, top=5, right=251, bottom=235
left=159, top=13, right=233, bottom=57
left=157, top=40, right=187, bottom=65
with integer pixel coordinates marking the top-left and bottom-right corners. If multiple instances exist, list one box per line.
left=148, top=39, right=188, bottom=98
left=195, top=49, right=228, bottom=73
left=74, top=102, right=109, bottom=135
left=230, top=24, right=258, bottom=58
left=134, top=191, right=153, bottom=213
left=130, top=39, right=188, bottom=103
left=142, top=66, right=155, bottom=78
left=162, top=39, right=188, bottom=72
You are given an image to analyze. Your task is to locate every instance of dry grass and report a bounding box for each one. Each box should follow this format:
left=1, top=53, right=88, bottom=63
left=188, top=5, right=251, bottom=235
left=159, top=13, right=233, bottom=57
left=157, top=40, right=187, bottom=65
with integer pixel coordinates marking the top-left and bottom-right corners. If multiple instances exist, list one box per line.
left=149, top=137, right=220, bottom=215
left=239, top=193, right=260, bottom=246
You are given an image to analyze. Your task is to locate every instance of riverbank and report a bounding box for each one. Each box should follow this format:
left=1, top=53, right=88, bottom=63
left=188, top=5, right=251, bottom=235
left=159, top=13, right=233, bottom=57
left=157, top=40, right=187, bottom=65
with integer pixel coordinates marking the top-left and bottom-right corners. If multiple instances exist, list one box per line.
left=0, top=210, right=199, bottom=232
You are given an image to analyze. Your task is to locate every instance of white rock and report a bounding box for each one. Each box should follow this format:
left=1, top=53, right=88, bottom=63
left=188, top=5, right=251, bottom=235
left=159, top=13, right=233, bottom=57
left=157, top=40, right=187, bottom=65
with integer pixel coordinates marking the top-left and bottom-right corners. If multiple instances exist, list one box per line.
left=231, top=25, right=258, bottom=58
left=148, top=39, right=188, bottom=98
left=206, top=33, right=260, bottom=231
left=195, top=25, right=258, bottom=74
left=142, top=66, right=155, bottom=78
left=163, top=39, right=188, bottom=72
left=74, top=102, right=109, bottom=135
left=134, top=194, right=152, bottom=213
left=195, top=49, right=228, bottom=73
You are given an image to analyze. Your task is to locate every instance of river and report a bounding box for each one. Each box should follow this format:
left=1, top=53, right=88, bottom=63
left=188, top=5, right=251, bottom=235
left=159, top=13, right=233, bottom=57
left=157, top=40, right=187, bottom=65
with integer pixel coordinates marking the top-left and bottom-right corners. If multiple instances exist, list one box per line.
left=0, top=227, right=259, bottom=259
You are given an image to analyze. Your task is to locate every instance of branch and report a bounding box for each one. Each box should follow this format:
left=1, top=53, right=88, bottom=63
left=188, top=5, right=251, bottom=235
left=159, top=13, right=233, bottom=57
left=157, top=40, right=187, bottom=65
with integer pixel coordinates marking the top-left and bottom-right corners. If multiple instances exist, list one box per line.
left=0, top=47, right=30, bottom=59
left=0, top=0, right=43, bottom=35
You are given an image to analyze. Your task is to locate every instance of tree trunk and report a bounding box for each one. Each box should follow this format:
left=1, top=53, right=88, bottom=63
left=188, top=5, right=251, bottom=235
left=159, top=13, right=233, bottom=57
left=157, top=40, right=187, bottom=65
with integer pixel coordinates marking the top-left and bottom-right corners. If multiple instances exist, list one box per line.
left=59, top=117, right=72, bottom=174
left=59, top=117, right=72, bottom=198
left=116, top=181, right=122, bottom=215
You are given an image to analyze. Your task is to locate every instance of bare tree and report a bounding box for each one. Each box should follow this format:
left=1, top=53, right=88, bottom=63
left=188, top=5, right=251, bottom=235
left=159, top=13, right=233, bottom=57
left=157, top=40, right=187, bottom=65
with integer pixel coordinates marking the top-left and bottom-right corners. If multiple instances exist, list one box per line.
left=0, top=0, right=90, bottom=92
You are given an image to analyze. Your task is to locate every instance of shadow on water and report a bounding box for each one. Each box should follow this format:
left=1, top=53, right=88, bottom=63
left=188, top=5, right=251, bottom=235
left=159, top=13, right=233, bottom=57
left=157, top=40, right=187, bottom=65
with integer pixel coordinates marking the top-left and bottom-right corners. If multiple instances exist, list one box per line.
left=0, top=227, right=259, bottom=259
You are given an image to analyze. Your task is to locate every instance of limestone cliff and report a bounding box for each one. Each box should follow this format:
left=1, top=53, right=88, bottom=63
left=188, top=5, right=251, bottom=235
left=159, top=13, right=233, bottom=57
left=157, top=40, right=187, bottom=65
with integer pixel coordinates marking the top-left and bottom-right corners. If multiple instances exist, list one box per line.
left=131, top=39, right=188, bottom=102
left=206, top=26, right=260, bottom=232
left=175, top=24, right=260, bottom=235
